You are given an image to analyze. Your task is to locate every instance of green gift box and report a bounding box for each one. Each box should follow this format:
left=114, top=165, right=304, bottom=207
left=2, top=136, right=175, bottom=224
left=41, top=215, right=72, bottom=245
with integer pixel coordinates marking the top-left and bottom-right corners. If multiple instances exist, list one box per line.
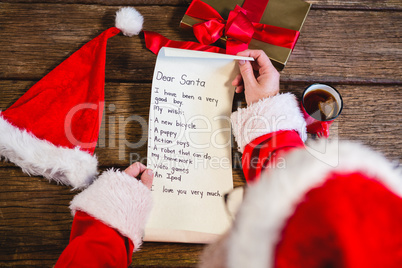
left=180, top=0, right=311, bottom=70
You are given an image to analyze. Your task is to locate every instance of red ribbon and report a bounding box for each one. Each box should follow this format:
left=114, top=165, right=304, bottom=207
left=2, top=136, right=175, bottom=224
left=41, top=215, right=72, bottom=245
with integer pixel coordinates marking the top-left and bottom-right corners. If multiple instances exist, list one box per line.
left=144, top=31, right=225, bottom=55
left=186, top=0, right=300, bottom=54
left=241, top=0, right=270, bottom=23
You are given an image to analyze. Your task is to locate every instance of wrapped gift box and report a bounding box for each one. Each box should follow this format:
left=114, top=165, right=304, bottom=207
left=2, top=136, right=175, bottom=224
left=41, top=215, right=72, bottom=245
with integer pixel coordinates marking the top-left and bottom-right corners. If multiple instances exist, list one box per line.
left=180, top=0, right=311, bottom=70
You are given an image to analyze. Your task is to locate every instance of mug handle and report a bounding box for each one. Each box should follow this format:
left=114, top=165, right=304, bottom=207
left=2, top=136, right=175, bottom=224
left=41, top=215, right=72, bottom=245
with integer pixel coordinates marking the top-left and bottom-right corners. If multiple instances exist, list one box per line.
left=318, top=121, right=329, bottom=138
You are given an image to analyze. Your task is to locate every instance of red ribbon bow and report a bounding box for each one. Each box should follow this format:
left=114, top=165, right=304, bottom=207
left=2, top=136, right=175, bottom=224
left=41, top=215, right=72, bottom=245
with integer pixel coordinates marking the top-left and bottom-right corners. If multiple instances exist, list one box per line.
left=189, top=2, right=254, bottom=55
left=186, top=0, right=300, bottom=55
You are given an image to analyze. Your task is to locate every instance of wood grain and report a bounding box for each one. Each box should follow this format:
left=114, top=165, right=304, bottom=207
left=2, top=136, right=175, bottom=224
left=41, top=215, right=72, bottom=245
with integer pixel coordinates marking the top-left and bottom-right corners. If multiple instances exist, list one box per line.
left=0, top=4, right=401, bottom=83
left=0, top=0, right=401, bottom=267
left=0, top=169, right=73, bottom=267
left=308, top=0, right=402, bottom=10
left=1, top=0, right=401, bottom=10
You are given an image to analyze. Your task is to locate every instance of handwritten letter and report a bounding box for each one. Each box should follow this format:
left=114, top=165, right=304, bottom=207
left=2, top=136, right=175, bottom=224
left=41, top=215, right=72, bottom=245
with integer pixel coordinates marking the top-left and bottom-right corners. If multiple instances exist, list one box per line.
left=144, top=48, right=252, bottom=243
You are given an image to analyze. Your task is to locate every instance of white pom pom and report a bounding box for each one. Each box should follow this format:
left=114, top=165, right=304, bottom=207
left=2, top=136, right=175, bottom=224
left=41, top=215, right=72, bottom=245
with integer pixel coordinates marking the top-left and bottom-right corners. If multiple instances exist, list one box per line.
left=115, top=7, right=144, bottom=37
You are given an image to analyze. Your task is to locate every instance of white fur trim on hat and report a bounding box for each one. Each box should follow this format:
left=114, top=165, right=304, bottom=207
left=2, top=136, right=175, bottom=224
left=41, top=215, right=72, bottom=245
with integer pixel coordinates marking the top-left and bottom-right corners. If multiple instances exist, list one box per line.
left=227, top=140, right=402, bottom=268
left=231, top=93, right=307, bottom=153
left=70, top=169, right=153, bottom=251
left=115, top=7, right=144, bottom=37
left=0, top=113, right=98, bottom=189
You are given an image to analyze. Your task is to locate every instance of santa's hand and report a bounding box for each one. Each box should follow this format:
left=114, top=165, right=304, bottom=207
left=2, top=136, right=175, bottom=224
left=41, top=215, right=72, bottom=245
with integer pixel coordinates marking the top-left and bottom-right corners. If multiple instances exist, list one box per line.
left=232, top=49, right=280, bottom=105
left=125, top=162, right=154, bottom=190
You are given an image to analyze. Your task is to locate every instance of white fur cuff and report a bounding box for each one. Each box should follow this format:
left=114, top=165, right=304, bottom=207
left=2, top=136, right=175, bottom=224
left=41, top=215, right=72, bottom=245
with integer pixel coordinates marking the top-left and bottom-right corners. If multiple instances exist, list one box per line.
left=231, top=93, right=307, bottom=153
left=0, top=113, right=98, bottom=189
left=70, top=169, right=153, bottom=251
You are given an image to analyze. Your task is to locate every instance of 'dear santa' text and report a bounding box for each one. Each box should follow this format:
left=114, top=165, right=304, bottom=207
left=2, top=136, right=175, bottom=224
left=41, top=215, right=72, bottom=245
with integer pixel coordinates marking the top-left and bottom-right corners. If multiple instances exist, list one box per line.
left=156, top=71, right=206, bottom=87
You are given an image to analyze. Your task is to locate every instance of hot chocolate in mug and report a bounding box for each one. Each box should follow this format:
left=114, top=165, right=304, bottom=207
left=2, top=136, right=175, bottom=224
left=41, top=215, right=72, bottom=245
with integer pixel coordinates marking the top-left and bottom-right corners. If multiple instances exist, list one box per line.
left=301, top=83, right=343, bottom=138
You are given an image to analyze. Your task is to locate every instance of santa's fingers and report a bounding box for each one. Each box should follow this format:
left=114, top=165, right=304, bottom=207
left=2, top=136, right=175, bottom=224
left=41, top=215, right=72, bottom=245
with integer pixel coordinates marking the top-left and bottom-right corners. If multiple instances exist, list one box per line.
left=232, top=73, right=243, bottom=87
left=140, top=169, right=154, bottom=190
left=235, top=84, right=244, bottom=93
left=125, top=162, right=154, bottom=189
left=125, top=162, right=147, bottom=178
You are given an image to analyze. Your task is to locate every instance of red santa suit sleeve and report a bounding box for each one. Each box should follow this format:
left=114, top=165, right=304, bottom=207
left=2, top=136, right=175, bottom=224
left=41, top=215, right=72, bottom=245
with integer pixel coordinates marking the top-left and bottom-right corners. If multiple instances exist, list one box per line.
left=230, top=93, right=307, bottom=183
left=55, top=169, right=153, bottom=268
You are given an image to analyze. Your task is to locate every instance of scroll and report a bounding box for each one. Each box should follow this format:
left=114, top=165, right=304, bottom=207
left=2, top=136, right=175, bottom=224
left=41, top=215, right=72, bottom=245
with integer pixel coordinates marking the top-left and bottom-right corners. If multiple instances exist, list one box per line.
left=144, top=47, right=252, bottom=243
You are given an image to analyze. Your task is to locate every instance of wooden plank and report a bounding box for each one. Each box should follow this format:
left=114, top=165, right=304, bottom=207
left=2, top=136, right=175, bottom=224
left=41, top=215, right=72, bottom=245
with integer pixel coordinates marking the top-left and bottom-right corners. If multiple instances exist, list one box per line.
left=0, top=0, right=191, bottom=6
left=132, top=242, right=205, bottom=267
left=0, top=169, right=74, bottom=267
left=308, top=0, right=402, bottom=10
left=282, top=9, right=402, bottom=83
left=1, top=0, right=401, bottom=10
left=0, top=4, right=401, bottom=83
left=1, top=81, right=400, bottom=166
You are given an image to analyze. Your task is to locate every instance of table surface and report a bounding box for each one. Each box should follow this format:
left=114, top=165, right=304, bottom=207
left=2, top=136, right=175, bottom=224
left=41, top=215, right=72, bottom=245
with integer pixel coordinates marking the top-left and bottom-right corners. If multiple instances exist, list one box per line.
left=0, top=0, right=401, bottom=267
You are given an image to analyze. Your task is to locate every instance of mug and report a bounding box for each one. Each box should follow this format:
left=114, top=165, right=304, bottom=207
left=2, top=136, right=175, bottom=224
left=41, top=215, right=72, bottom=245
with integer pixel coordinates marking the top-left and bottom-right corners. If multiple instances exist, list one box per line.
left=301, top=83, right=343, bottom=138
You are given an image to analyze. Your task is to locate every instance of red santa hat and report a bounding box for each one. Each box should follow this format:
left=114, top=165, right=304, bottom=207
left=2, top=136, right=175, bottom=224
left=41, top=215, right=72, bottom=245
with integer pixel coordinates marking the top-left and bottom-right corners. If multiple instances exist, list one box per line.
left=200, top=140, right=402, bottom=267
left=0, top=7, right=144, bottom=189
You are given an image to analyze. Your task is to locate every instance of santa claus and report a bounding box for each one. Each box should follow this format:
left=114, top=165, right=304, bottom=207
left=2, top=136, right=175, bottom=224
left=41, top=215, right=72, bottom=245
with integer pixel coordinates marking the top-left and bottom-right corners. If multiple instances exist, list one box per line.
left=54, top=47, right=402, bottom=268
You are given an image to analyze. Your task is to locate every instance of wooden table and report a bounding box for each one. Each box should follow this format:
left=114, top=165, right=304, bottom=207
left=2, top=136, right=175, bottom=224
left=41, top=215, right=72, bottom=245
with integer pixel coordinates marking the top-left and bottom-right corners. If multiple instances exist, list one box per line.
left=0, top=0, right=400, bottom=267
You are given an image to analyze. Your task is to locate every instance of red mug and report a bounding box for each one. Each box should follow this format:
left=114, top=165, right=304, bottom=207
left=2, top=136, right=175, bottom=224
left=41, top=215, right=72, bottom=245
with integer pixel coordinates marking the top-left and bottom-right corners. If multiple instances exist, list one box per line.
left=301, top=83, right=343, bottom=138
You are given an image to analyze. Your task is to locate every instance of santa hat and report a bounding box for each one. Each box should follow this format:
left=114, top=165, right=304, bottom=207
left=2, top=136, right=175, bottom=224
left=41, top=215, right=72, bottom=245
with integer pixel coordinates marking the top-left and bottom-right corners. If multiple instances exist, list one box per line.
left=0, top=7, right=144, bottom=189
left=200, top=140, right=402, bottom=267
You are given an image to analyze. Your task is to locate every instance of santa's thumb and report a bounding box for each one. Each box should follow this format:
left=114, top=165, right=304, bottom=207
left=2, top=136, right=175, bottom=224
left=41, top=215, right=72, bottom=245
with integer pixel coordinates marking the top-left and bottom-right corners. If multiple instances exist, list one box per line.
left=238, top=60, right=257, bottom=88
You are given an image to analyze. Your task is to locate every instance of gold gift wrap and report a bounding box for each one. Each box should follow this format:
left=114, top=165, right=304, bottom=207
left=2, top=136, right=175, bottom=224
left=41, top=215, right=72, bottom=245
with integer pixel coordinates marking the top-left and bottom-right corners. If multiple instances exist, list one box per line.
left=180, top=0, right=311, bottom=70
